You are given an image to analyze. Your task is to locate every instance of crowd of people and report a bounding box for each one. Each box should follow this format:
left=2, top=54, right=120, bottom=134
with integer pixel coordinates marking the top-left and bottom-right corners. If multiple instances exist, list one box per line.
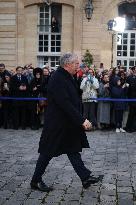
left=0, top=63, right=52, bottom=130
left=0, top=62, right=136, bottom=132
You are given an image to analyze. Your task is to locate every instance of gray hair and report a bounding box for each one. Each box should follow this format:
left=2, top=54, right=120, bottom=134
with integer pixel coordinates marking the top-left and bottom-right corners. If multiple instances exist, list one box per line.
left=60, top=53, right=78, bottom=67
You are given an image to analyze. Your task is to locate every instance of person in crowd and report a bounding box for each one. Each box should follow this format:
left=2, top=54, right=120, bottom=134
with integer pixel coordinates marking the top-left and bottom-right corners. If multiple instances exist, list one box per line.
left=39, top=67, right=51, bottom=125
left=80, top=68, right=99, bottom=130
left=23, top=64, right=34, bottom=84
left=118, top=71, right=129, bottom=128
left=1, top=73, right=12, bottom=129
left=30, top=53, right=101, bottom=192
left=126, top=66, right=136, bottom=132
left=97, top=63, right=104, bottom=77
left=109, top=67, right=120, bottom=88
left=41, top=67, right=50, bottom=98
left=9, top=68, right=16, bottom=76
left=74, top=66, right=83, bottom=98
left=51, top=16, right=59, bottom=32
left=118, top=70, right=127, bottom=86
left=10, top=66, right=29, bottom=130
left=97, top=74, right=111, bottom=130
left=50, top=68, right=56, bottom=76
left=111, top=76, right=128, bottom=133
left=29, top=67, right=43, bottom=130
left=109, top=67, right=120, bottom=126
left=0, top=76, right=3, bottom=127
left=0, top=63, right=11, bottom=80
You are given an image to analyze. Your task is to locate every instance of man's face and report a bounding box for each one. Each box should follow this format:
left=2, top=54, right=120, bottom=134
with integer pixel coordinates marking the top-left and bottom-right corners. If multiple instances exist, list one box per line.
left=43, top=68, right=49, bottom=76
left=67, top=59, right=79, bottom=76
left=16, top=68, right=23, bottom=75
left=36, top=73, right=41, bottom=79
left=0, top=66, right=5, bottom=73
left=103, top=75, right=109, bottom=82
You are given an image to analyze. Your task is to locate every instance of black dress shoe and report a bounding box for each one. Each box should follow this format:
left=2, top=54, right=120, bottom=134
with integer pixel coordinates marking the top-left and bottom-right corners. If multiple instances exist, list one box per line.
left=30, top=180, right=53, bottom=192
left=82, top=175, right=103, bottom=189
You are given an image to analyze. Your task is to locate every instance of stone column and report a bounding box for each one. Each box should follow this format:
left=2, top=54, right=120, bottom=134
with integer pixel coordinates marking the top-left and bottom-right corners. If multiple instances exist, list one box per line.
left=73, top=0, right=83, bottom=57
left=0, top=0, right=16, bottom=69
left=24, top=4, right=38, bottom=66
left=16, top=0, right=25, bottom=66
left=61, top=4, right=74, bottom=53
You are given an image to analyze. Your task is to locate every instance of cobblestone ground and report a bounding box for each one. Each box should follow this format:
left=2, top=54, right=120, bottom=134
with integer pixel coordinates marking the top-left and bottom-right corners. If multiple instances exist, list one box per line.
left=0, top=129, right=136, bottom=205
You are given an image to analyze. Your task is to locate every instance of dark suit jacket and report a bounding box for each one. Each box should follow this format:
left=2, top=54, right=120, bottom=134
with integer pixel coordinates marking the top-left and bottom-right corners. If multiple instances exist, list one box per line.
left=10, top=74, right=29, bottom=98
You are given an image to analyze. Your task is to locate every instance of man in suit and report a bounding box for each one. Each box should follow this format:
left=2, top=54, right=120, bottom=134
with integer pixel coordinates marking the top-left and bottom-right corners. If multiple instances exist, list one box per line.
left=31, top=53, right=101, bottom=192
left=10, top=66, right=29, bottom=129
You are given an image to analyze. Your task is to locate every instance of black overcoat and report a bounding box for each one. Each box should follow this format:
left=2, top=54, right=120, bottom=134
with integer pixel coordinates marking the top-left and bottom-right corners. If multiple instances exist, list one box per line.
left=38, top=68, right=89, bottom=157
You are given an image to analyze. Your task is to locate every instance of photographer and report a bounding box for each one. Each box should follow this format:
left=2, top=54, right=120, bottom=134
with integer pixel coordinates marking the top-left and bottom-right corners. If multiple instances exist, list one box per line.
left=80, top=69, right=99, bottom=130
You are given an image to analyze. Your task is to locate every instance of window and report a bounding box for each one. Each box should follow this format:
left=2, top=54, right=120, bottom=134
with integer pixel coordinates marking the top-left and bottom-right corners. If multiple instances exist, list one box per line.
left=38, top=56, right=60, bottom=69
left=37, top=4, right=62, bottom=69
left=116, top=31, right=136, bottom=70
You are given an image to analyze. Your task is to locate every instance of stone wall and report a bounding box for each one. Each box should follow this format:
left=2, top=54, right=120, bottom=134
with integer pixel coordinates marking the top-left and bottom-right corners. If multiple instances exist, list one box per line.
left=0, top=0, right=16, bottom=69
left=0, top=0, right=124, bottom=69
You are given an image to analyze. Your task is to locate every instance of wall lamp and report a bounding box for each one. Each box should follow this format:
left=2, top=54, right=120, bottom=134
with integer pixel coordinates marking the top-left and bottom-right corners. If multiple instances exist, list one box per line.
left=85, top=0, right=94, bottom=21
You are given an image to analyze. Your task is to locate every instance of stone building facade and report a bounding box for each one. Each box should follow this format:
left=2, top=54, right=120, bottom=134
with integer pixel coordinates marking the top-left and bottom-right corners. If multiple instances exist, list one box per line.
left=0, top=0, right=136, bottom=70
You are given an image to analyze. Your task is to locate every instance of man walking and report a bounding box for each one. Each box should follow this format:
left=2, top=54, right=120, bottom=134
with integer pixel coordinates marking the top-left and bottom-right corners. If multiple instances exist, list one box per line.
left=31, top=53, right=101, bottom=192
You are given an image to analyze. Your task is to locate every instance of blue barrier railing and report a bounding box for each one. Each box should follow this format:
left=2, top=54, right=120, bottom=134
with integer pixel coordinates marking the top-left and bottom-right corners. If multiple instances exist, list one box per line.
left=0, top=96, right=136, bottom=102
left=0, top=97, right=47, bottom=101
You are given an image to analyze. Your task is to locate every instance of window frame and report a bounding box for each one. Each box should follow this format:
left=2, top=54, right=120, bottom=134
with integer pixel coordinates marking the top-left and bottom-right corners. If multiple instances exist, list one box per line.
left=116, top=30, right=136, bottom=70
left=37, top=5, right=61, bottom=69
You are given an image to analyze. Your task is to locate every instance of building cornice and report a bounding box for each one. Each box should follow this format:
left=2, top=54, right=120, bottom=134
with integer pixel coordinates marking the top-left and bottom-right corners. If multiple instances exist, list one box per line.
left=24, top=0, right=75, bottom=7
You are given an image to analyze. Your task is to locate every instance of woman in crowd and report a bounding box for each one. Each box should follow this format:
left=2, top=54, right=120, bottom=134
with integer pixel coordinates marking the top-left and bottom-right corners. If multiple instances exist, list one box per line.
left=1, top=73, right=12, bottom=129
left=29, top=68, right=43, bottom=130
left=80, top=68, right=99, bottom=130
left=111, top=76, right=128, bottom=133
left=97, top=74, right=111, bottom=130
left=109, top=67, right=120, bottom=88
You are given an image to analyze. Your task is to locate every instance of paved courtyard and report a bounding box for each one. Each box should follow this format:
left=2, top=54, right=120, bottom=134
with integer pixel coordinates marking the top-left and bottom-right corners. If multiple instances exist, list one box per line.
left=0, top=129, right=136, bottom=205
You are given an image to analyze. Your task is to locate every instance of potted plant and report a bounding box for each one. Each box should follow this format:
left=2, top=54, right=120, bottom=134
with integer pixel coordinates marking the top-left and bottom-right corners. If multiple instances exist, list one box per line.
left=83, top=49, right=93, bottom=68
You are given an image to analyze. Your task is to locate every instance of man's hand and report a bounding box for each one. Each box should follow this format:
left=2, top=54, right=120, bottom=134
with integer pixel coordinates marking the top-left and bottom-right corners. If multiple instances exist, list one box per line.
left=82, top=119, right=92, bottom=130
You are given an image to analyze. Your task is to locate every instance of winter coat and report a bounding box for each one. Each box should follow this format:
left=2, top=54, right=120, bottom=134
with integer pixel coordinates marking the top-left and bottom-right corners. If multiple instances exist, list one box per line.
left=10, top=74, right=29, bottom=98
left=41, top=75, right=50, bottom=97
left=10, top=74, right=29, bottom=107
left=126, top=74, right=136, bottom=107
left=97, top=82, right=111, bottom=124
left=111, top=77, right=128, bottom=110
left=80, top=75, right=99, bottom=102
left=38, top=67, right=89, bottom=157
left=29, top=78, right=42, bottom=98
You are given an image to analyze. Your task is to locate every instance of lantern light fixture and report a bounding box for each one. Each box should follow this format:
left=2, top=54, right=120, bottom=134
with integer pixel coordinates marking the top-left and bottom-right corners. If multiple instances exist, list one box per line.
left=85, top=0, right=94, bottom=21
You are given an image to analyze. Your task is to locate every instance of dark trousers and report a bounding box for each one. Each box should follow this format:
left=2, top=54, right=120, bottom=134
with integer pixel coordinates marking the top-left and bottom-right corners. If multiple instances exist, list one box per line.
left=2, top=101, right=12, bottom=128
left=30, top=101, right=40, bottom=129
left=32, top=152, right=91, bottom=183
left=83, top=102, right=97, bottom=127
left=12, top=101, right=27, bottom=129
left=126, top=105, right=136, bottom=131
left=0, top=107, right=3, bottom=127
left=115, top=110, right=123, bottom=128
